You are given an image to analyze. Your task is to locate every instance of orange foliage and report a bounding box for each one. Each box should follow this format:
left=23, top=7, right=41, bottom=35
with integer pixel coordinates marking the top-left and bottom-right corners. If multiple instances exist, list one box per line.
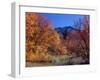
left=26, top=12, right=60, bottom=62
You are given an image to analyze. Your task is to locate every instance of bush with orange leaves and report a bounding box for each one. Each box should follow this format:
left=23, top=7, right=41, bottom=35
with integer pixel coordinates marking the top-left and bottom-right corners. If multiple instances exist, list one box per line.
left=26, top=12, right=60, bottom=62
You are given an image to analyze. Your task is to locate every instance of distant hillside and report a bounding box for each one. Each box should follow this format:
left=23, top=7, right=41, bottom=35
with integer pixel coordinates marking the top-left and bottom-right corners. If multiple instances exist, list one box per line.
left=55, top=26, right=78, bottom=39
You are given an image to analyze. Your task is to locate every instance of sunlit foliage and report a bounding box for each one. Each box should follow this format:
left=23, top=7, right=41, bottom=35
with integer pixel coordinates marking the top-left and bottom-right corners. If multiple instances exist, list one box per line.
left=26, top=12, right=61, bottom=62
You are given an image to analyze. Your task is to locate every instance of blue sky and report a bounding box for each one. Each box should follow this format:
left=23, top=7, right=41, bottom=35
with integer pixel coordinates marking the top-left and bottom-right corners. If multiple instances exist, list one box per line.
left=41, top=13, right=85, bottom=28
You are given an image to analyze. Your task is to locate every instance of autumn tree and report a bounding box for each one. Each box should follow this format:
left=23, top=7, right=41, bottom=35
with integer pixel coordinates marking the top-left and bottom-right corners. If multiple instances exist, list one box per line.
left=63, top=16, right=89, bottom=64
left=26, top=12, right=60, bottom=62
left=73, top=16, right=89, bottom=57
left=78, top=16, right=89, bottom=61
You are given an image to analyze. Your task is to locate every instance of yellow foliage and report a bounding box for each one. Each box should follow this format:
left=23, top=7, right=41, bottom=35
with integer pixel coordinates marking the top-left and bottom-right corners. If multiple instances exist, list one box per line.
left=26, top=12, right=61, bottom=60
left=26, top=50, right=52, bottom=62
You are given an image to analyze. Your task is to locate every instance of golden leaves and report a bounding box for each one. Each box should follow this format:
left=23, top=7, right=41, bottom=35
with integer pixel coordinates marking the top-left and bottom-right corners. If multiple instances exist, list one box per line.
left=26, top=12, right=61, bottom=62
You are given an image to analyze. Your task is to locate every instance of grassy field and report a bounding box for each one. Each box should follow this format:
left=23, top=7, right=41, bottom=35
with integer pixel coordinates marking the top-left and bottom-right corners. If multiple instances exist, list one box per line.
left=26, top=54, right=89, bottom=67
left=26, top=55, right=72, bottom=67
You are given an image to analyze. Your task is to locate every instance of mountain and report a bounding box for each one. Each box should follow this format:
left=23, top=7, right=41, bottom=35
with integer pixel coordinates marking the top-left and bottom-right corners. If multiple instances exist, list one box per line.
left=55, top=26, right=74, bottom=39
